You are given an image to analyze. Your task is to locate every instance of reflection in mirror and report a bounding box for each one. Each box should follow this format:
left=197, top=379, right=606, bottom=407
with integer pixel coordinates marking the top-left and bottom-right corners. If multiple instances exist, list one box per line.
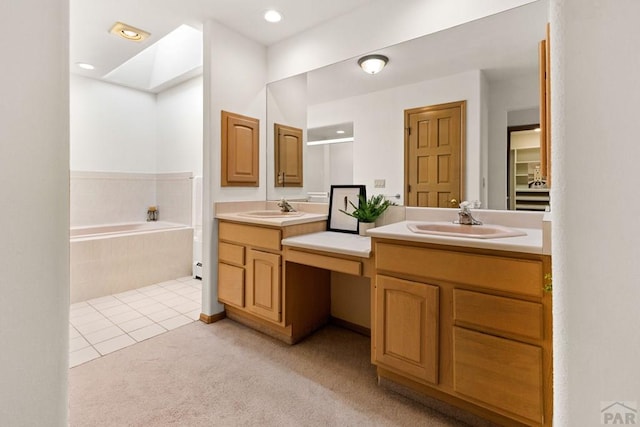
left=267, top=73, right=307, bottom=200
left=507, top=122, right=550, bottom=212
left=306, top=122, right=354, bottom=202
left=266, top=0, right=549, bottom=209
left=308, top=122, right=353, bottom=144
left=274, top=123, right=303, bottom=188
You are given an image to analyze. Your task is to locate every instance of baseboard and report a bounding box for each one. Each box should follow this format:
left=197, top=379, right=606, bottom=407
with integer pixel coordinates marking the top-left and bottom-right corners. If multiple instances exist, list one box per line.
left=199, top=311, right=226, bottom=324
left=225, top=306, right=295, bottom=344
left=330, top=316, right=371, bottom=337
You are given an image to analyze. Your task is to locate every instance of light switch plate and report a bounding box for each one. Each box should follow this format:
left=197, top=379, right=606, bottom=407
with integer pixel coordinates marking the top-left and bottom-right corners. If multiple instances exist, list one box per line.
left=374, top=179, right=386, bottom=188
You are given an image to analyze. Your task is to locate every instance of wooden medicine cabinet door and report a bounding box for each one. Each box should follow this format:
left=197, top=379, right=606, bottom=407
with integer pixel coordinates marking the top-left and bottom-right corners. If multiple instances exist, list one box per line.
left=221, top=111, right=259, bottom=187
left=274, top=123, right=303, bottom=187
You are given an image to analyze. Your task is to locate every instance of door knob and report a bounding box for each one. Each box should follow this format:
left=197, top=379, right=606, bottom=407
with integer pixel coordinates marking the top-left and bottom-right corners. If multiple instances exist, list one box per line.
left=450, top=198, right=459, bottom=208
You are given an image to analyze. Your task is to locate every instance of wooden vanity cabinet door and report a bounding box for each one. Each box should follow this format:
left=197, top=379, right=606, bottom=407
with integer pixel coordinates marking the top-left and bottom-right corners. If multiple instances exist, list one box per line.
left=218, top=263, right=245, bottom=307
left=246, top=249, right=282, bottom=323
left=375, top=274, right=439, bottom=384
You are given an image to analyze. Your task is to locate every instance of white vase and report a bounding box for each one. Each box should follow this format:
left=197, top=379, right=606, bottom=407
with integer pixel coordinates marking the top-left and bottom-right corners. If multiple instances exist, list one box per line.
left=358, top=222, right=375, bottom=236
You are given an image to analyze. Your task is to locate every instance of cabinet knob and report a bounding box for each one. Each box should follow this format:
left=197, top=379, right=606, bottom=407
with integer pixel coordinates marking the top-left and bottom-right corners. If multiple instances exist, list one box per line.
left=450, top=198, right=459, bottom=208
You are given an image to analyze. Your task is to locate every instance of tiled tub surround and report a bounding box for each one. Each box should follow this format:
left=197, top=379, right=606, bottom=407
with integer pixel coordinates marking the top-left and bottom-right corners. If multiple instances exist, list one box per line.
left=70, top=170, right=193, bottom=226
left=70, top=222, right=193, bottom=303
left=69, top=277, right=202, bottom=368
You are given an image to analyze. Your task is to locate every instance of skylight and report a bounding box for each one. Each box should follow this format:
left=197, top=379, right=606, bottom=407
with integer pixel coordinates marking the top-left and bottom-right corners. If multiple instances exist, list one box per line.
left=104, top=24, right=203, bottom=93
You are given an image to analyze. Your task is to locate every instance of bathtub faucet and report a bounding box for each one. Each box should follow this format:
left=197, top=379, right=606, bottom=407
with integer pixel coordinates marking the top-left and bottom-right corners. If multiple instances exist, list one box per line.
left=147, top=206, right=158, bottom=222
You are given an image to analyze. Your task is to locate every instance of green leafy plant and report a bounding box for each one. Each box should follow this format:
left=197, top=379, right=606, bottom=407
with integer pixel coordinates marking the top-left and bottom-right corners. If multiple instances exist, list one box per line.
left=339, top=194, right=394, bottom=223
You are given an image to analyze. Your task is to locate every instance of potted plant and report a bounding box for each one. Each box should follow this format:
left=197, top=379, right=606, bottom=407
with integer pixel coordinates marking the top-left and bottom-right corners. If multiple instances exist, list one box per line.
left=340, top=194, right=394, bottom=235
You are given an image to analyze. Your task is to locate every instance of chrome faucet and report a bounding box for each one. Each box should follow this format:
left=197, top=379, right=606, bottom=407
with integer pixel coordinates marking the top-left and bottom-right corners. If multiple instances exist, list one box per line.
left=456, top=201, right=482, bottom=225
left=277, top=198, right=296, bottom=213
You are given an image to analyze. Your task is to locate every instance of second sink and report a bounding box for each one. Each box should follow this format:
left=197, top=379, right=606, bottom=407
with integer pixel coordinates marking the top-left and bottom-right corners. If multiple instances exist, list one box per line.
left=406, top=222, right=527, bottom=239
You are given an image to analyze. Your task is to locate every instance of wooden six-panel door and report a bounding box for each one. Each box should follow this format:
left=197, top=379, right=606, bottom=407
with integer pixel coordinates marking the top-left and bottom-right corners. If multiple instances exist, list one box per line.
left=405, top=101, right=465, bottom=207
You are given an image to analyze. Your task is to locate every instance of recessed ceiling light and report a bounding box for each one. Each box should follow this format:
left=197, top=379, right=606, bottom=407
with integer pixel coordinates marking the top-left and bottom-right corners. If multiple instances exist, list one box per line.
left=264, top=10, right=282, bottom=23
left=76, top=62, right=95, bottom=70
left=109, top=21, right=150, bottom=42
left=336, top=130, right=345, bottom=134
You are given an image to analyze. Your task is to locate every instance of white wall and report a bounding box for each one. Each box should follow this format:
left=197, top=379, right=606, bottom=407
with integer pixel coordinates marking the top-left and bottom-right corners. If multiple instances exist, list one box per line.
left=70, top=75, right=158, bottom=172
left=71, top=74, right=202, bottom=175
left=202, top=20, right=267, bottom=316
left=551, top=0, right=640, bottom=425
left=267, top=0, right=537, bottom=82
left=0, top=0, right=69, bottom=424
left=487, top=71, right=540, bottom=209
left=156, top=76, right=203, bottom=176
left=308, top=70, right=483, bottom=205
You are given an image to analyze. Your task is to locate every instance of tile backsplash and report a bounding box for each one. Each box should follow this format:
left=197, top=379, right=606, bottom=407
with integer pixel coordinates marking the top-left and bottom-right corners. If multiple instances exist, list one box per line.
left=70, top=171, right=194, bottom=227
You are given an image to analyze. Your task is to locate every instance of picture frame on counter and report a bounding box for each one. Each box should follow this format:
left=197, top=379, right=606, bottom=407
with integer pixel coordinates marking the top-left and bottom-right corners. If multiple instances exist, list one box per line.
left=327, top=185, right=366, bottom=234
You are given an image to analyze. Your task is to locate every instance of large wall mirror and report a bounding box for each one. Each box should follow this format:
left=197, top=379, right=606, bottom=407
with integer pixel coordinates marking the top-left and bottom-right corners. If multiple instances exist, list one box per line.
left=267, top=0, right=548, bottom=210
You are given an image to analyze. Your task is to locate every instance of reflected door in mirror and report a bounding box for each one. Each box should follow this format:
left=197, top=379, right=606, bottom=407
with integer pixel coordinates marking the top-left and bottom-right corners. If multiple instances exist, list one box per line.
left=274, top=123, right=303, bottom=187
left=405, top=101, right=465, bottom=207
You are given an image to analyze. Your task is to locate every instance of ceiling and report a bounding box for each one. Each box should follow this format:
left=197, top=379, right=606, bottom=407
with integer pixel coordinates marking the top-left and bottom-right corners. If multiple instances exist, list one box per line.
left=307, top=0, right=548, bottom=105
left=70, top=0, right=376, bottom=92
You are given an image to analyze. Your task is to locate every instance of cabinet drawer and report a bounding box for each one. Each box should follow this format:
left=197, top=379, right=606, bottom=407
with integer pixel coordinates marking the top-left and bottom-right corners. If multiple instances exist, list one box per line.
left=376, top=243, right=543, bottom=297
left=454, top=289, right=543, bottom=341
left=453, top=327, right=543, bottom=424
left=219, top=241, right=245, bottom=266
left=218, top=263, right=244, bottom=307
left=219, top=221, right=281, bottom=251
left=286, top=249, right=362, bottom=276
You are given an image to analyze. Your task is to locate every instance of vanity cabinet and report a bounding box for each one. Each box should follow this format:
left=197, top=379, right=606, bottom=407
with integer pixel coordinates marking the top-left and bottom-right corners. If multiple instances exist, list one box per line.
left=217, top=219, right=327, bottom=342
left=372, top=239, right=552, bottom=426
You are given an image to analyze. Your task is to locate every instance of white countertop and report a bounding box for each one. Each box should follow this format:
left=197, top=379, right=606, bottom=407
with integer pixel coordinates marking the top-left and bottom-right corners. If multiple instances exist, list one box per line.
left=368, top=220, right=544, bottom=254
left=282, top=231, right=371, bottom=258
left=216, top=211, right=328, bottom=227
left=215, top=204, right=550, bottom=256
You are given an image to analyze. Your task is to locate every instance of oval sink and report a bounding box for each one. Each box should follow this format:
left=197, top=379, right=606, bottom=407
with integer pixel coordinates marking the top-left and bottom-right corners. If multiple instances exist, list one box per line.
left=238, top=210, right=305, bottom=218
left=406, top=222, right=526, bottom=239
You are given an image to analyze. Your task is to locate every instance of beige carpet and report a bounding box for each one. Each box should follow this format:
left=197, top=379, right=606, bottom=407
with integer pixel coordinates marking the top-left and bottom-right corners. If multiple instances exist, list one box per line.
left=69, top=319, right=470, bottom=426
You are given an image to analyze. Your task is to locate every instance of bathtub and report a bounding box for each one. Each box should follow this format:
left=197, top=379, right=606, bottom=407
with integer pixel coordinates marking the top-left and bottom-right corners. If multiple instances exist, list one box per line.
left=70, top=222, right=193, bottom=303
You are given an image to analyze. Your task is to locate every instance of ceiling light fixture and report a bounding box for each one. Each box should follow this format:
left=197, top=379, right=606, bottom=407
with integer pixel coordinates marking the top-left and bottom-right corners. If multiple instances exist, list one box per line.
left=76, top=62, right=95, bottom=70
left=358, top=54, right=389, bottom=74
left=264, top=10, right=282, bottom=23
left=109, top=21, right=150, bottom=42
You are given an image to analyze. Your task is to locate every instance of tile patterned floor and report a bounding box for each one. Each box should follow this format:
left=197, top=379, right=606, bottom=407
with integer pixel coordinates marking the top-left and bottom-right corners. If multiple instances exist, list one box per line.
left=69, top=276, right=202, bottom=368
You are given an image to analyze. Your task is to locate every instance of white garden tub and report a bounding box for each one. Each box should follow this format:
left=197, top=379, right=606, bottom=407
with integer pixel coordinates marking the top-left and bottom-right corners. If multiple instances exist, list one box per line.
left=70, top=222, right=193, bottom=303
